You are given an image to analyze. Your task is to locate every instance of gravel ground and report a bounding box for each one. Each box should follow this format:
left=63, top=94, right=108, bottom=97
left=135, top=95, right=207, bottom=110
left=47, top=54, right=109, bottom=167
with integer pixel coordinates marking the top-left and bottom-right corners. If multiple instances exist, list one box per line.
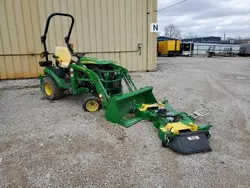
left=1, top=56, right=250, bottom=188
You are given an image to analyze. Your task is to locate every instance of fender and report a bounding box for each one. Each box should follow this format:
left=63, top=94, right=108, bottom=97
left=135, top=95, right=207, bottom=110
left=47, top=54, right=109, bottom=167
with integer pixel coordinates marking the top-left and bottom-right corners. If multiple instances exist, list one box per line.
left=42, top=67, right=70, bottom=90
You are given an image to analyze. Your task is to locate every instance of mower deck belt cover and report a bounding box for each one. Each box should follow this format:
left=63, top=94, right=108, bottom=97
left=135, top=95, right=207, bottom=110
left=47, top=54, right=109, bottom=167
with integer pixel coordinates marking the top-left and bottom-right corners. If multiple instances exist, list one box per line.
left=168, top=131, right=212, bottom=154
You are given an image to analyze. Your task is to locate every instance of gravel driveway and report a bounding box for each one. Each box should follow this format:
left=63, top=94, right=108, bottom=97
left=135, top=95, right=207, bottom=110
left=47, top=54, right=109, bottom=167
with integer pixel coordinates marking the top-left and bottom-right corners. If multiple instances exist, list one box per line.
left=1, top=56, right=250, bottom=188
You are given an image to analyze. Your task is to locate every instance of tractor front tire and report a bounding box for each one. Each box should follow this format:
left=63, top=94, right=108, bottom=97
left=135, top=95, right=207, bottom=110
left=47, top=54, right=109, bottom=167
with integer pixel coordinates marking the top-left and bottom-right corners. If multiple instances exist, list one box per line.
left=83, top=95, right=101, bottom=112
left=42, top=77, right=64, bottom=100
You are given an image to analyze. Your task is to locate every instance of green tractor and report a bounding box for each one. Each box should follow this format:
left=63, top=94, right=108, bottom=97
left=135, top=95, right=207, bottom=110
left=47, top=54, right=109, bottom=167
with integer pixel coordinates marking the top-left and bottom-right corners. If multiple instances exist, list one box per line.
left=39, top=13, right=212, bottom=154
left=39, top=13, right=154, bottom=126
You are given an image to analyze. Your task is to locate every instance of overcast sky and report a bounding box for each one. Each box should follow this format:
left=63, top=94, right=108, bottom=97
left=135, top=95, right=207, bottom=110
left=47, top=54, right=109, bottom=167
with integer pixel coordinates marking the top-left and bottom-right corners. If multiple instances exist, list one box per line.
left=157, top=0, right=250, bottom=39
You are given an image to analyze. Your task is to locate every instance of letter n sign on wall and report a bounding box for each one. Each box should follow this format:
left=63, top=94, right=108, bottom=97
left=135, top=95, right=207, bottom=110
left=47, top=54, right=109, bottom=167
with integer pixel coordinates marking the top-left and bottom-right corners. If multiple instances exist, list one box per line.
left=150, top=23, right=159, bottom=32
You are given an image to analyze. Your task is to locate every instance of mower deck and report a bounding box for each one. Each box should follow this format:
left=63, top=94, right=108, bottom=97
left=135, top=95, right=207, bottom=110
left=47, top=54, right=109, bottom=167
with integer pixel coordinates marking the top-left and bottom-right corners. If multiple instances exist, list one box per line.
left=168, top=131, right=212, bottom=154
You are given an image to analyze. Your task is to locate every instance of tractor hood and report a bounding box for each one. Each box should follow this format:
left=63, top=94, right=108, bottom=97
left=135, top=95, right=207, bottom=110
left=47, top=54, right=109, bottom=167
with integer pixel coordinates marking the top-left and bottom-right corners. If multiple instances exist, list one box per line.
left=80, top=56, right=116, bottom=65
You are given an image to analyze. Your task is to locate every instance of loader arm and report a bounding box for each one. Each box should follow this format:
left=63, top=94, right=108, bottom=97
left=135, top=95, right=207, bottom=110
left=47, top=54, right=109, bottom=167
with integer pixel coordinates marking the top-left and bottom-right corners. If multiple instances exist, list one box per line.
left=111, top=63, right=137, bottom=91
left=70, top=64, right=110, bottom=105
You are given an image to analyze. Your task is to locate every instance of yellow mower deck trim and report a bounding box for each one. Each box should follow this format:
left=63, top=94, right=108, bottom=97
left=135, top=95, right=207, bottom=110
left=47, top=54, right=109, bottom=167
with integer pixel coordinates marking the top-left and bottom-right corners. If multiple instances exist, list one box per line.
left=139, top=102, right=165, bottom=111
left=160, top=122, right=198, bottom=135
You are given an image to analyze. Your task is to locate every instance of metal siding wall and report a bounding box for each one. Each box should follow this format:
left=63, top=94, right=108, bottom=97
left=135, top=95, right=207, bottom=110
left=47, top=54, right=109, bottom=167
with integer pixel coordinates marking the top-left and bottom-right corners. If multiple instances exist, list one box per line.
left=147, top=0, right=157, bottom=70
left=137, top=0, right=143, bottom=71
left=1, top=0, right=18, bottom=79
left=0, top=0, right=157, bottom=79
left=0, top=0, right=7, bottom=79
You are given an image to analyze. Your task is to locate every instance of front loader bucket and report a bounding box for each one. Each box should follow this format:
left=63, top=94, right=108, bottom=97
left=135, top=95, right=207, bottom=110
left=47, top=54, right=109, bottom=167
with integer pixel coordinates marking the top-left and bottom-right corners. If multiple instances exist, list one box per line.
left=105, top=86, right=157, bottom=127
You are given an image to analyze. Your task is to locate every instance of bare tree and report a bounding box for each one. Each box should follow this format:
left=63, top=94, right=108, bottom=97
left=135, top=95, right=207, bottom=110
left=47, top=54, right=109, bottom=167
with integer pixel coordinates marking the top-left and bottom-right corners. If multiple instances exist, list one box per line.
left=186, top=32, right=194, bottom=39
left=164, top=23, right=181, bottom=39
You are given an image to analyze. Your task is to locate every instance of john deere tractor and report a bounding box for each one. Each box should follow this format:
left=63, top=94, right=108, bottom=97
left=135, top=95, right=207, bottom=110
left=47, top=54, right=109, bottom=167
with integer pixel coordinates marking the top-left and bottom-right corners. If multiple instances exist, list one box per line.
left=39, top=13, right=212, bottom=154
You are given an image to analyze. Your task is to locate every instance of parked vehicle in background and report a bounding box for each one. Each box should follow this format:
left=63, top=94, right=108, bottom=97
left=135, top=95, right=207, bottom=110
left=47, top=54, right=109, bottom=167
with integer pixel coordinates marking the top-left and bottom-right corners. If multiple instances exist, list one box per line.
left=180, top=42, right=194, bottom=57
left=238, top=44, right=250, bottom=56
left=157, top=39, right=181, bottom=57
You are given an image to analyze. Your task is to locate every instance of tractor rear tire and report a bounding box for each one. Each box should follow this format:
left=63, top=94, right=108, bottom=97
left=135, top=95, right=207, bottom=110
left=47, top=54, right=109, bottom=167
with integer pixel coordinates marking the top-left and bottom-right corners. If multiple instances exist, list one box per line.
left=42, top=77, right=64, bottom=100
left=83, top=95, right=101, bottom=112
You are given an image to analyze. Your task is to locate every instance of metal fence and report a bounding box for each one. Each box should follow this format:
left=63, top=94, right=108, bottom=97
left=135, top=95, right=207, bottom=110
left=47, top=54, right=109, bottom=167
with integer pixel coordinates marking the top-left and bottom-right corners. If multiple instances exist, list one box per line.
left=193, top=43, right=241, bottom=55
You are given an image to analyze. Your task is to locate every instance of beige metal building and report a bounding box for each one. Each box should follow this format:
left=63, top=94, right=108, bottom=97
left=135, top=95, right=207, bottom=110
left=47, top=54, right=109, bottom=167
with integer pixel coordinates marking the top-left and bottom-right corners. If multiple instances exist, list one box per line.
left=0, top=0, right=157, bottom=79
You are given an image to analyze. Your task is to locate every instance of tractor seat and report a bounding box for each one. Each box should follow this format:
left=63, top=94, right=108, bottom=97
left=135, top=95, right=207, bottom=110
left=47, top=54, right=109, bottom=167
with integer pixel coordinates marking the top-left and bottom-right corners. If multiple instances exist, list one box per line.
left=55, top=46, right=72, bottom=68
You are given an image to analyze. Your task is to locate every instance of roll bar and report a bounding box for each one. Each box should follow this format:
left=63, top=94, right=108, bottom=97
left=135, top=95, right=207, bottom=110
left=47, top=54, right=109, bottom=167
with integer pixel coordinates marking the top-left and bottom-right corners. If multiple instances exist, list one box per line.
left=41, top=13, right=75, bottom=61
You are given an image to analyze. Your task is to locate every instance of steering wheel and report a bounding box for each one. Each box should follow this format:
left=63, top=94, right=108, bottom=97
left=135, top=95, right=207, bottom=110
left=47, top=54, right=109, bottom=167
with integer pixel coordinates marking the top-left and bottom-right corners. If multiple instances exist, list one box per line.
left=73, top=53, right=86, bottom=59
left=72, top=53, right=86, bottom=65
